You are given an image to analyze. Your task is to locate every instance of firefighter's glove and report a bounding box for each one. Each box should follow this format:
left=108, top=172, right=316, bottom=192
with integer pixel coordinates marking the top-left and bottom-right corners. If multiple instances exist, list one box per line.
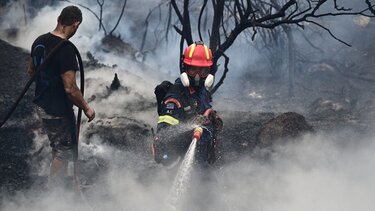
left=210, top=111, right=223, bottom=133
left=191, top=114, right=210, bottom=126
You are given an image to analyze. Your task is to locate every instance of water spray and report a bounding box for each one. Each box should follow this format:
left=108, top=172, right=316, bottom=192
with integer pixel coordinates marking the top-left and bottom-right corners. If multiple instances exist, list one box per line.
left=167, top=127, right=203, bottom=210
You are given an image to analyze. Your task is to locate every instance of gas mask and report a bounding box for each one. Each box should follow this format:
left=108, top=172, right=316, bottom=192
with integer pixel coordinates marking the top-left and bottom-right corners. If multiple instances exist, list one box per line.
left=180, top=66, right=214, bottom=90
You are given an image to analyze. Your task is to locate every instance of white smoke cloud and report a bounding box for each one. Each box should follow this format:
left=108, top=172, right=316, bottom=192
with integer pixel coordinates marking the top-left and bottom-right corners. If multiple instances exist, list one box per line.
left=3, top=129, right=375, bottom=211
left=211, top=131, right=375, bottom=211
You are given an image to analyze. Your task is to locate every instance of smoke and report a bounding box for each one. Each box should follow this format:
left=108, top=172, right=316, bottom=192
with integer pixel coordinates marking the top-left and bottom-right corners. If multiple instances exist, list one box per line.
left=2, top=128, right=375, bottom=211
left=192, top=129, right=375, bottom=211
left=217, top=132, right=375, bottom=211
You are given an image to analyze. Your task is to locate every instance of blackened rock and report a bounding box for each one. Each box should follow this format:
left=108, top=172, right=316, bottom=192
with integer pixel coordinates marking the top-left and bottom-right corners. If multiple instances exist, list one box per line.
left=214, top=111, right=276, bottom=165
left=110, top=73, right=121, bottom=90
left=85, top=116, right=151, bottom=153
left=257, top=112, right=313, bottom=147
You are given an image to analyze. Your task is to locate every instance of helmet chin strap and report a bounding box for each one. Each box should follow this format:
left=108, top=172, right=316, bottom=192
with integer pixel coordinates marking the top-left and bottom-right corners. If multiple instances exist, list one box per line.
left=180, top=72, right=215, bottom=90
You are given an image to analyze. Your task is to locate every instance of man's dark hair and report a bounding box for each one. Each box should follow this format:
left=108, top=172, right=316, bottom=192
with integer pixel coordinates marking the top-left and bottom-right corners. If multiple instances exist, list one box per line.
left=58, top=5, right=82, bottom=26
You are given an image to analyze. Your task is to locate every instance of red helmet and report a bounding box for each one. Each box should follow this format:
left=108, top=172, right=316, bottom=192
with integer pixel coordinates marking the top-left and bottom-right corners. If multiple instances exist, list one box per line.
left=183, top=42, right=213, bottom=67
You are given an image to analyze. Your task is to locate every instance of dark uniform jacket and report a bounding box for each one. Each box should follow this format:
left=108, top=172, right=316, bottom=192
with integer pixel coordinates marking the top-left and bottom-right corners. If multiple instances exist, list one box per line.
left=154, top=78, right=223, bottom=164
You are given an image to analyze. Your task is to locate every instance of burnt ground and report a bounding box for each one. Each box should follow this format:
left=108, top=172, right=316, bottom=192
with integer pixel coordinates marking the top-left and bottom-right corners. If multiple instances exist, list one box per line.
left=0, top=39, right=39, bottom=193
left=1, top=36, right=375, bottom=203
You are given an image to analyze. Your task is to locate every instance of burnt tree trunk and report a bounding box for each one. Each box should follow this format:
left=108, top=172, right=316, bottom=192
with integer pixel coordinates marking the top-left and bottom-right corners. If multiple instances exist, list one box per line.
left=284, top=26, right=296, bottom=97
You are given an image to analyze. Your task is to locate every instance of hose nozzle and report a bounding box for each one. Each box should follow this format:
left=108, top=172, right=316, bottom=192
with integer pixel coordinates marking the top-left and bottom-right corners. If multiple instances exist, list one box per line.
left=192, top=127, right=203, bottom=141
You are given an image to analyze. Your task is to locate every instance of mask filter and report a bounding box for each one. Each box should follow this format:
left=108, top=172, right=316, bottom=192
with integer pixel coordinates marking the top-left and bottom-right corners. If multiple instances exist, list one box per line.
left=181, top=72, right=190, bottom=87
left=204, top=74, right=214, bottom=90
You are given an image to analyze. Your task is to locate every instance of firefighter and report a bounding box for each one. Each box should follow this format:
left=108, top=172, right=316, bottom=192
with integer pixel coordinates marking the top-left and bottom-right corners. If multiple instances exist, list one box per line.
left=152, top=41, right=223, bottom=167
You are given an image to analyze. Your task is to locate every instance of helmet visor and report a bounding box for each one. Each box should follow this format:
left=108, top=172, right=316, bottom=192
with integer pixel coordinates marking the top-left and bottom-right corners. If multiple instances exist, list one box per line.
left=186, top=66, right=210, bottom=78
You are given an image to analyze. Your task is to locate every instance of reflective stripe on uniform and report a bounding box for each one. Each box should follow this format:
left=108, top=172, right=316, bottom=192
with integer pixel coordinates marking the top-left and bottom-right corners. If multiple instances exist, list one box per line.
left=158, top=115, right=179, bottom=125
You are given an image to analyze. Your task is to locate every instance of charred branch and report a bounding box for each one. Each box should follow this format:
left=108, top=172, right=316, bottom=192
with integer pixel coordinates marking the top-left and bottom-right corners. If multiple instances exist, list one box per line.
left=306, top=20, right=350, bottom=46
left=108, top=0, right=127, bottom=36
left=140, top=1, right=172, bottom=52
left=210, top=0, right=225, bottom=53
left=182, top=0, right=193, bottom=45
left=173, top=25, right=183, bottom=36
left=365, top=0, right=375, bottom=15
left=171, top=0, right=193, bottom=45
left=166, top=2, right=172, bottom=42
left=198, top=0, right=208, bottom=42
left=171, top=0, right=184, bottom=23
left=97, top=0, right=104, bottom=31
left=141, top=2, right=164, bottom=52
left=211, top=51, right=229, bottom=94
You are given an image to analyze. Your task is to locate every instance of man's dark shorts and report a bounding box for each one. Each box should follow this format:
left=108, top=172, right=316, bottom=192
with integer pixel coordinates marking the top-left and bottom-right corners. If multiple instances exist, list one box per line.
left=37, top=107, right=76, bottom=161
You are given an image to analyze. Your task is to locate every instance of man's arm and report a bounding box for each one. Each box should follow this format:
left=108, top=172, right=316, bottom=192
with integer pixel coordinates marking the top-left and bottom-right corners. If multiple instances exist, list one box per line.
left=61, top=70, right=95, bottom=122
